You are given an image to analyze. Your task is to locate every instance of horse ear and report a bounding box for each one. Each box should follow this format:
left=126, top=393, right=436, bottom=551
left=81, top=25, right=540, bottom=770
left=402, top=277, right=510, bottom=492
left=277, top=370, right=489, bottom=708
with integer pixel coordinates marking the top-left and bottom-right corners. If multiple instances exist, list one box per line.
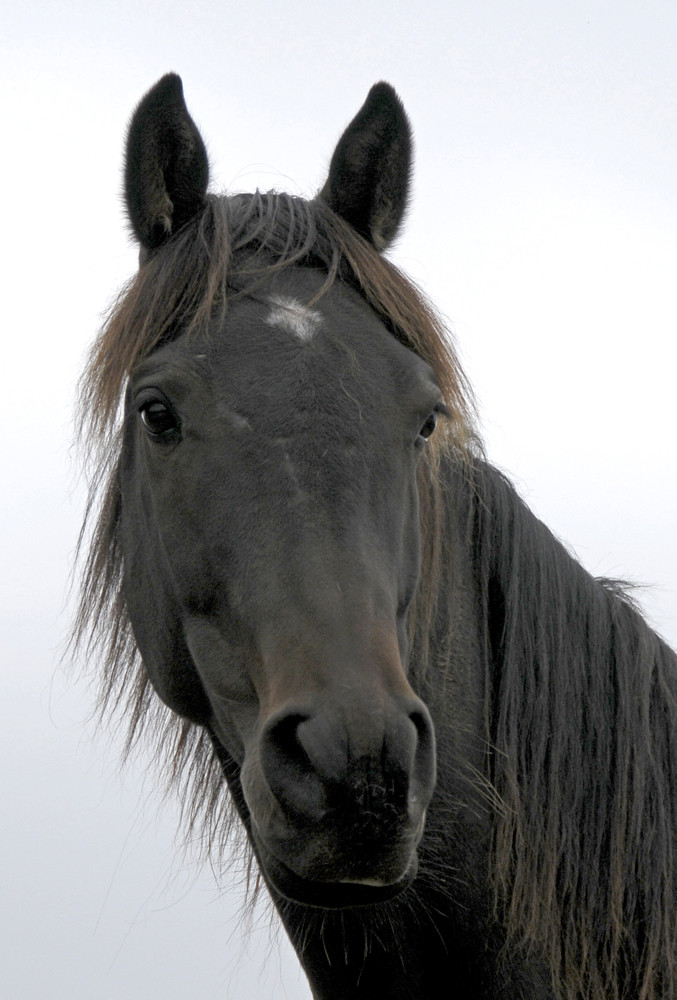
left=124, top=74, right=209, bottom=254
left=319, top=83, right=412, bottom=251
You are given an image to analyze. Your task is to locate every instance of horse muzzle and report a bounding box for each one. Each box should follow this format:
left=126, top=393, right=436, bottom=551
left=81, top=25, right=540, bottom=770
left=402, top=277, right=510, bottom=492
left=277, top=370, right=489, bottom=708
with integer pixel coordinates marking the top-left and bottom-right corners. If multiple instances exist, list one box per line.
left=242, top=689, right=436, bottom=907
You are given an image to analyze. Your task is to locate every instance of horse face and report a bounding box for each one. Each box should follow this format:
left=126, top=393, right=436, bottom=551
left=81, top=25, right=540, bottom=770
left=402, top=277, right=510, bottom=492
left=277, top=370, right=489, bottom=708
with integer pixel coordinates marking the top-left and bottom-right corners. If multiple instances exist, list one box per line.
left=120, top=267, right=439, bottom=906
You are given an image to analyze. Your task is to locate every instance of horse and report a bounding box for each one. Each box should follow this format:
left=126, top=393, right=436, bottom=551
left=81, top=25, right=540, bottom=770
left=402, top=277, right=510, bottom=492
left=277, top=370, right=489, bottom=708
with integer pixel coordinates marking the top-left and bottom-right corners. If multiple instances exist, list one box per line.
left=74, top=74, right=677, bottom=999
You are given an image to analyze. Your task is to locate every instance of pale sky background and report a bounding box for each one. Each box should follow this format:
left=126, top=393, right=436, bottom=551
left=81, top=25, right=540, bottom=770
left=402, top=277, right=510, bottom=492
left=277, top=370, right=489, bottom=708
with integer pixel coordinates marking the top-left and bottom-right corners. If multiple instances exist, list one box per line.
left=2, top=2, right=676, bottom=998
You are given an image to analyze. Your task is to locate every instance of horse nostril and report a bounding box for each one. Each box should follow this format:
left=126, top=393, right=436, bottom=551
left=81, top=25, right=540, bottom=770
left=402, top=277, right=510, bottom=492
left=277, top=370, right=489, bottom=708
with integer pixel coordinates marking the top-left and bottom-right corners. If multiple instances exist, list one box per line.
left=260, top=711, right=327, bottom=820
left=407, top=705, right=437, bottom=807
left=266, top=712, right=308, bottom=769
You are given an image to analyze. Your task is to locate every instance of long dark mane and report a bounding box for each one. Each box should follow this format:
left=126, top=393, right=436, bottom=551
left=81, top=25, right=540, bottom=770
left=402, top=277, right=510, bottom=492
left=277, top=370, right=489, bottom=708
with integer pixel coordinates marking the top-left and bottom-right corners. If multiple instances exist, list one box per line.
left=74, top=191, right=677, bottom=999
left=472, top=463, right=677, bottom=1000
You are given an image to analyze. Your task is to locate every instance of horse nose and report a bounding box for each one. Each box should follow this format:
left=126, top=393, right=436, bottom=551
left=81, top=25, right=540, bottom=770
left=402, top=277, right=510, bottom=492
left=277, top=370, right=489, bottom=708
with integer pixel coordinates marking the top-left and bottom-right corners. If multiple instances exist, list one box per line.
left=259, top=696, right=436, bottom=827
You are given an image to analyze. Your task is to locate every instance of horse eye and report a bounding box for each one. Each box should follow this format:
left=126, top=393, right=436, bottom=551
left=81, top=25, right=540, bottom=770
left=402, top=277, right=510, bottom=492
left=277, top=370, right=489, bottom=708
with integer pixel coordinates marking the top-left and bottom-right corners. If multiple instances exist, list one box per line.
left=418, top=411, right=438, bottom=443
left=139, top=400, right=180, bottom=440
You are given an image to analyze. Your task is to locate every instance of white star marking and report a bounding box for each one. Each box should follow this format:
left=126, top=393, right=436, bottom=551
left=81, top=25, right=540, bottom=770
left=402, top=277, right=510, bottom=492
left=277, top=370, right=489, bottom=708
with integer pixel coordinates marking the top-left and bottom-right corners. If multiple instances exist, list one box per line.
left=265, top=295, right=322, bottom=342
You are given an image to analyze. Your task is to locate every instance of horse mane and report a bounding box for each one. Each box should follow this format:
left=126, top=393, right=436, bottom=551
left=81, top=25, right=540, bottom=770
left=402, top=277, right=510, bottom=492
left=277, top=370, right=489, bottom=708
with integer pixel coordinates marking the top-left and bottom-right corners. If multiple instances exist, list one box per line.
left=73, top=188, right=677, bottom=999
left=72, top=188, right=478, bottom=863
left=472, top=461, right=677, bottom=1000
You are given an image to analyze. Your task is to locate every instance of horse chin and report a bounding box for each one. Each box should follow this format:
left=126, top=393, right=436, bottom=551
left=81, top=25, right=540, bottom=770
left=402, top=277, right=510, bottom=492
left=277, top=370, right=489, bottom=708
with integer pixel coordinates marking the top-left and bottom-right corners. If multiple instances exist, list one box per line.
left=261, top=851, right=419, bottom=909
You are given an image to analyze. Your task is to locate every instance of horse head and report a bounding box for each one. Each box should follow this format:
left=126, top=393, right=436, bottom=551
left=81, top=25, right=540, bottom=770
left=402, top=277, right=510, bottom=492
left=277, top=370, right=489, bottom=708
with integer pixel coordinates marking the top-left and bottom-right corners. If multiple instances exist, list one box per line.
left=118, top=75, right=439, bottom=908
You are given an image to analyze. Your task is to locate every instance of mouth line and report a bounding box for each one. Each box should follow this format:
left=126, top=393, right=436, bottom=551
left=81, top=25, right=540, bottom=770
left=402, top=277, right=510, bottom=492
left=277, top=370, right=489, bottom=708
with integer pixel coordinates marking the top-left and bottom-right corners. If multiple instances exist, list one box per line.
left=260, top=849, right=419, bottom=909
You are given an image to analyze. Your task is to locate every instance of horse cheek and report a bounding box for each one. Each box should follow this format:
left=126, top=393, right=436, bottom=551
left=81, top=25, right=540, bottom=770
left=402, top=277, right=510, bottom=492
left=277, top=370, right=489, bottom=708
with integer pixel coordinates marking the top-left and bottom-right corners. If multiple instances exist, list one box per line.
left=119, top=469, right=212, bottom=726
